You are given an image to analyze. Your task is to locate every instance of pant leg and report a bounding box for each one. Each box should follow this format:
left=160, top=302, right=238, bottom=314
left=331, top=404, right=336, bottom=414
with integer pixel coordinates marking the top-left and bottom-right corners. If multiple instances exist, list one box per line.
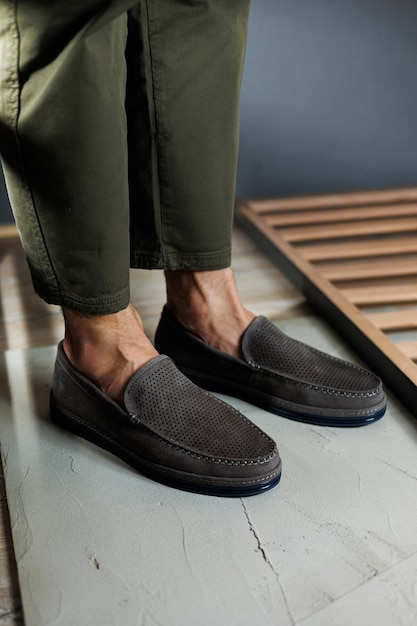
left=128, top=0, right=251, bottom=270
left=0, top=0, right=137, bottom=313
left=0, top=0, right=251, bottom=315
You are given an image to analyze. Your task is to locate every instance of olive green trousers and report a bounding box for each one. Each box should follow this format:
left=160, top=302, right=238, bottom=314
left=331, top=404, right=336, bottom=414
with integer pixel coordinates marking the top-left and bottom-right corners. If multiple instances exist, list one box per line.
left=0, top=0, right=250, bottom=313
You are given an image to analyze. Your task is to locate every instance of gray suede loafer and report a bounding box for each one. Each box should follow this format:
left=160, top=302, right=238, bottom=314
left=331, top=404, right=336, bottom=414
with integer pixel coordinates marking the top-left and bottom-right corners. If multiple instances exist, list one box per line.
left=154, top=307, right=387, bottom=427
left=50, top=342, right=281, bottom=496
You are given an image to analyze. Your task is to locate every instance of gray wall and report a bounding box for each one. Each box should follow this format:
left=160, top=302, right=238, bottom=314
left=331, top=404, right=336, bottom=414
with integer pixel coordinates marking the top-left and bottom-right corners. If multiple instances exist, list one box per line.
left=1, top=0, right=417, bottom=222
left=237, top=0, right=417, bottom=196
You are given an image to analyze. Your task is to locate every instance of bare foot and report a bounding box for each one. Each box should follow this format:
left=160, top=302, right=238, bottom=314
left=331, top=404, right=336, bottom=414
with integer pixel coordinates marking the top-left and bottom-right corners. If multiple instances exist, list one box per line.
left=63, top=303, right=158, bottom=404
left=164, top=268, right=255, bottom=359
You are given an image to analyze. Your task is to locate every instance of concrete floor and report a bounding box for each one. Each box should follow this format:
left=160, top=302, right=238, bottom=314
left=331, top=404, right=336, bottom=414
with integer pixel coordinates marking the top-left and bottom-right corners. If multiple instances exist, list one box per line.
left=1, top=228, right=417, bottom=625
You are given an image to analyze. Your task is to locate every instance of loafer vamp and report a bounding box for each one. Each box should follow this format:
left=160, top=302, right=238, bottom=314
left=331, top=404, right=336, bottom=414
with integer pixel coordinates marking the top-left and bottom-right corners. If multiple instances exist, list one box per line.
left=123, top=356, right=278, bottom=477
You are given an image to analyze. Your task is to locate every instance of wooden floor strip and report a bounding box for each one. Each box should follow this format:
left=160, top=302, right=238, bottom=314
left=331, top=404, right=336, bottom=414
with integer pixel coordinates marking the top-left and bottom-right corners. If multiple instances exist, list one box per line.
left=236, top=186, right=417, bottom=418
left=366, top=310, right=417, bottom=331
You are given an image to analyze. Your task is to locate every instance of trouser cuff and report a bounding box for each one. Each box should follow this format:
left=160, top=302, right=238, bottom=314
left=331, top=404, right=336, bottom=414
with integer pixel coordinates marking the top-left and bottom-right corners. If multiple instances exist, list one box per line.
left=131, top=248, right=232, bottom=271
left=33, top=283, right=131, bottom=315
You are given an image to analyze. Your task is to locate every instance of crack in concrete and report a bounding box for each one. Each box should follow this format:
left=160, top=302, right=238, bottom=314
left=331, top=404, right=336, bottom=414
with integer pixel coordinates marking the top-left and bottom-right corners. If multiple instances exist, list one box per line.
left=378, top=458, right=417, bottom=482
left=240, top=499, right=295, bottom=626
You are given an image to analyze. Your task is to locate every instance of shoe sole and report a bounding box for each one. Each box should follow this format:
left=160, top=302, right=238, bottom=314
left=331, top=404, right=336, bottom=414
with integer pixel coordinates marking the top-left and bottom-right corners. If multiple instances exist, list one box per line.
left=50, top=395, right=281, bottom=497
left=178, top=368, right=387, bottom=427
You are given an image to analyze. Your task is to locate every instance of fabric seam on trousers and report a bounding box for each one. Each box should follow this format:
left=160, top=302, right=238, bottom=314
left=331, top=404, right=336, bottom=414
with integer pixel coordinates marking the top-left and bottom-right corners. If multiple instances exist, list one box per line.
left=12, top=1, right=62, bottom=299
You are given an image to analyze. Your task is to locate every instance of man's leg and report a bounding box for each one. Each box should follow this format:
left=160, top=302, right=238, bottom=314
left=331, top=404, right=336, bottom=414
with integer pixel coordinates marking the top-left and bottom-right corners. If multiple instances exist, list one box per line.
left=0, top=0, right=159, bottom=403
left=0, top=0, right=137, bottom=312
left=126, top=0, right=255, bottom=356
left=165, top=268, right=254, bottom=359
left=0, top=0, right=281, bottom=496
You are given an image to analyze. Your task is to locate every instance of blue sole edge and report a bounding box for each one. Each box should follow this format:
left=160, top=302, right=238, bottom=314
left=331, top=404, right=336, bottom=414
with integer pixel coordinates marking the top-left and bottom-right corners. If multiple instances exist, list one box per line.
left=262, top=404, right=386, bottom=427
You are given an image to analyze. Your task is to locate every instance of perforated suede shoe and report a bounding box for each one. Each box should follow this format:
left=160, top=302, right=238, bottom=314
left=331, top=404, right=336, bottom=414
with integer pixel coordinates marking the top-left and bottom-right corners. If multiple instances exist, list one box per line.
left=50, top=342, right=281, bottom=496
left=154, top=307, right=387, bottom=427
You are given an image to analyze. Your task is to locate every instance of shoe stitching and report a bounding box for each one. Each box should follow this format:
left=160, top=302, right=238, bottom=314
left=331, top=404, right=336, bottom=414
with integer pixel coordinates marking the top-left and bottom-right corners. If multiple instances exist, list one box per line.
left=146, top=427, right=278, bottom=465
left=227, top=374, right=386, bottom=417
left=247, top=360, right=380, bottom=398
left=53, top=407, right=279, bottom=471
left=182, top=371, right=386, bottom=417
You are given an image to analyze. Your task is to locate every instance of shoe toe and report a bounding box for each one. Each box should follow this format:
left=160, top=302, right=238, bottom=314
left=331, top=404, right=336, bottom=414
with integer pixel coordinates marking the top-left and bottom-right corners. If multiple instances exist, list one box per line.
left=124, top=356, right=281, bottom=493
left=243, top=317, right=386, bottom=423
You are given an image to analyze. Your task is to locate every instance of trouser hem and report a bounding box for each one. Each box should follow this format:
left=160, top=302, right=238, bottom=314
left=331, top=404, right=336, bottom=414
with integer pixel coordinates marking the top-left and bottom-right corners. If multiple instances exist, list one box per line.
left=130, top=248, right=232, bottom=270
left=33, top=283, right=131, bottom=315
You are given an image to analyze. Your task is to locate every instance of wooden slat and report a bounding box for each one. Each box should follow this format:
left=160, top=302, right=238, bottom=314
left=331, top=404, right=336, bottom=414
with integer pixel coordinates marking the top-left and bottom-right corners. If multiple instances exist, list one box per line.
left=318, top=257, right=417, bottom=281
left=243, top=187, right=417, bottom=214
left=279, top=217, right=417, bottom=243
left=365, top=310, right=417, bottom=331
left=341, top=284, right=417, bottom=305
left=298, top=236, right=417, bottom=261
left=263, top=202, right=417, bottom=227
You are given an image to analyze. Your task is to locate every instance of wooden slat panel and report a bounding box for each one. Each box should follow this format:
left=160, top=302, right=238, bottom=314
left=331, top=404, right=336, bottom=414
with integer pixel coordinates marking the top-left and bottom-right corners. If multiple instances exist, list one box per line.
left=279, top=217, right=417, bottom=243
left=341, top=284, right=417, bottom=305
left=298, top=237, right=417, bottom=261
left=243, top=187, right=417, bottom=214
left=264, top=203, right=417, bottom=227
left=318, top=257, right=417, bottom=281
left=237, top=203, right=417, bottom=378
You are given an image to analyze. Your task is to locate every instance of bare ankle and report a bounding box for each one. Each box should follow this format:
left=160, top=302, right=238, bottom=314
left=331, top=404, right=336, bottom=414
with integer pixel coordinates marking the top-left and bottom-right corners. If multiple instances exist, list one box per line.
left=62, top=304, right=158, bottom=403
left=164, top=269, right=254, bottom=357
left=165, top=268, right=242, bottom=315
